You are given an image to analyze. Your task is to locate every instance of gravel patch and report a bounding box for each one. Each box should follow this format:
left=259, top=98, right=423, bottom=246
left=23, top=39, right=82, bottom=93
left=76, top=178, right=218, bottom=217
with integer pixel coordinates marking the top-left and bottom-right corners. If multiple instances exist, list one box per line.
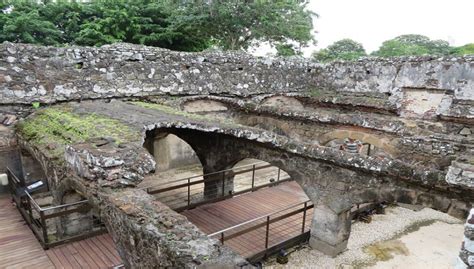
left=264, top=206, right=463, bottom=269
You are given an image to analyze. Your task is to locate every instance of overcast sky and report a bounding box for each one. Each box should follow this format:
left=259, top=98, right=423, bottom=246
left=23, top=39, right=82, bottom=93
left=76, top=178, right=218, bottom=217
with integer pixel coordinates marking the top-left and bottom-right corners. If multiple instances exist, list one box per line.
left=307, top=0, right=474, bottom=53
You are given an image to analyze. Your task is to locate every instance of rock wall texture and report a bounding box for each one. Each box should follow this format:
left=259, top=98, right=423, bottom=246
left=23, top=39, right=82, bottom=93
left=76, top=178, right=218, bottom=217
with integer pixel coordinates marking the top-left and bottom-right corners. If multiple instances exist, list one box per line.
left=17, top=100, right=470, bottom=258
left=457, top=208, right=474, bottom=269
left=3, top=42, right=474, bottom=264
left=1, top=42, right=473, bottom=120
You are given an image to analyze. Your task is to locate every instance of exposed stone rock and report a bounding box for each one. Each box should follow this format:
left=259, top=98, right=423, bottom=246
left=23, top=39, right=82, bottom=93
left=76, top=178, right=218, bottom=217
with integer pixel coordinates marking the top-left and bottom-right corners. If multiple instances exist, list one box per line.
left=457, top=209, right=474, bottom=269
left=97, top=188, right=249, bottom=268
left=1, top=42, right=473, bottom=120
left=447, top=157, right=474, bottom=189
left=2, top=42, right=474, bottom=266
left=460, top=127, right=472, bottom=135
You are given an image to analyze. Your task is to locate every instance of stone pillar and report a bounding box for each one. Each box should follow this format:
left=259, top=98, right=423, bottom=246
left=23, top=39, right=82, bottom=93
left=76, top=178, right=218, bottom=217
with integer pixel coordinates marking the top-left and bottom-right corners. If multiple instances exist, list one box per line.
left=456, top=208, right=474, bottom=269
left=309, top=203, right=351, bottom=257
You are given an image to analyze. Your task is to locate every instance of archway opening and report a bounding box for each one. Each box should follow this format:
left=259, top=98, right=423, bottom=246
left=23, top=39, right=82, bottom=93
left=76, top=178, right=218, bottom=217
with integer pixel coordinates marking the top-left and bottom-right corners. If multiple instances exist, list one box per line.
left=142, top=132, right=204, bottom=185
left=177, top=157, right=313, bottom=260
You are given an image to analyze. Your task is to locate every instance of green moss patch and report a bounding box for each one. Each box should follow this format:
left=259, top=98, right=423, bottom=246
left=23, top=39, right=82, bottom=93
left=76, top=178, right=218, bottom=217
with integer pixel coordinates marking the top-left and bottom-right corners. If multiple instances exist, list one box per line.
left=17, top=107, right=140, bottom=160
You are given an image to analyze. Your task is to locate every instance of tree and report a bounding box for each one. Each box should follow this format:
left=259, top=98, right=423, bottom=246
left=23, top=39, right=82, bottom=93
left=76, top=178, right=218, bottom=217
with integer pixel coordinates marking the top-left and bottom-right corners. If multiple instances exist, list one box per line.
left=74, top=0, right=144, bottom=46
left=372, top=34, right=451, bottom=57
left=133, top=1, right=210, bottom=51
left=193, top=0, right=316, bottom=51
left=312, top=39, right=366, bottom=62
left=71, top=0, right=206, bottom=50
left=0, top=0, right=316, bottom=53
left=275, top=42, right=302, bottom=57
left=450, top=43, right=474, bottom=55
left=40, top=0, right=84, bottom=44
left=0, top=2, right=62, bottom=45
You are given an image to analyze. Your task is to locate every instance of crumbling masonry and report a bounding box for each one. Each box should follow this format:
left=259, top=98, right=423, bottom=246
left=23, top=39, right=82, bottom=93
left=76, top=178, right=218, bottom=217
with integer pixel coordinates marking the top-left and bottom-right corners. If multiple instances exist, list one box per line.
left=0, top=42, right=473, bottom=267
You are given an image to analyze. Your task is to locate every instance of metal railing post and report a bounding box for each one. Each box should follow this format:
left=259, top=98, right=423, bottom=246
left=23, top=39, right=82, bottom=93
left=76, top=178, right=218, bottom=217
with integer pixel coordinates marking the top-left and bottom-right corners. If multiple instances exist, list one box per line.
left=277, top=168, right=281, bottom=182
left=187, top=178, right=191, bottom=207
left=220, top=232, right=225, bottom=244
left=302, top=201, right=307, bottom=233
left=39, top=210, right=49, bottom=248
left=26, top=196, right=33, bottom=221
left=251, top=165, right=256, bottom=189
left=265, top=216, right=270, bottom=250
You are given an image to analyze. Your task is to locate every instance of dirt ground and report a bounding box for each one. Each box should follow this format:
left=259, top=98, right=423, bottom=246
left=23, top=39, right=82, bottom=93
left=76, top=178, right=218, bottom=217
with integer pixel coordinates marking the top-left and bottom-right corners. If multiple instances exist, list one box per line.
left=264, top=206, right=463, bottom=269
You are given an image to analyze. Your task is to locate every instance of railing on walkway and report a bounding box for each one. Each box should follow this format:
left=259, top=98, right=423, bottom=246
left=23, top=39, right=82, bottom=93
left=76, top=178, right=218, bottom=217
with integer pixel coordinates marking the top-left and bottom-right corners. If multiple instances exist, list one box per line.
left=142, top=162, right=291, bottom=212
left=6, top=167, right=106, bottom=249
left=208, top=200, right=314, bottom=262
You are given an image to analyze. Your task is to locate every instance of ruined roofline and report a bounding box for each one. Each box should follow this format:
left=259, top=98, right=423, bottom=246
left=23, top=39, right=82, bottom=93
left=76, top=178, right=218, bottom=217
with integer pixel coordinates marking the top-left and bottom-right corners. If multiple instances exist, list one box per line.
left=16, top=101, right=470, bottom=194
left=1, top=42, right=473, bottom=112
left=2, top=41, right=474, bottom=63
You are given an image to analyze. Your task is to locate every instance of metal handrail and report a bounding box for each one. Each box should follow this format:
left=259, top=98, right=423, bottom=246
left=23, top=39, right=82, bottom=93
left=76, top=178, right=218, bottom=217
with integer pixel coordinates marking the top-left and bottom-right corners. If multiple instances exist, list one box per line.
left=208, top=199, right=312, bottom=237
left=139, top=161, right=269, bottom=190
left=39, top=199, right=89, bottom=212
left=21, top=183, right=89, bottom=212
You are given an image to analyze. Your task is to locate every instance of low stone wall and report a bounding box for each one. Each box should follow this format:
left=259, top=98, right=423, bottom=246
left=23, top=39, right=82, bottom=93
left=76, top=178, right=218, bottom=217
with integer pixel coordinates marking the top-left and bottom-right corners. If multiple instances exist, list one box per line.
left=1, top=42, right=473, bottom=119
left=98, top=188, right=248, bottom=268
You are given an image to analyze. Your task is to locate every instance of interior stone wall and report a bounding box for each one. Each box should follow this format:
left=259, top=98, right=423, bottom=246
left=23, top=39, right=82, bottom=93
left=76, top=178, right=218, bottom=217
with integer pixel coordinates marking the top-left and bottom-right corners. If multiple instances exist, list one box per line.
left=1, top=42, right=473, bottom=120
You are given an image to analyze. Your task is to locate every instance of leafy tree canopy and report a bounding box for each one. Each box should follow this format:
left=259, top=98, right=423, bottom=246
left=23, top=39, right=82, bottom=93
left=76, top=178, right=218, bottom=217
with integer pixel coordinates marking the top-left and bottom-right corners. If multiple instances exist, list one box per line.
left=275, top=42, right=302, bottom=57
left=372, top=34, right=451, bottom=57
left=312, top=39, right=366, bottom=62
left=193, top=1, right=315, bottom=51
left=0, top=1, right=62, bottom=45
left=0, top=0, right=315, bottom=53
left=450, top=43, right=474, bottom=55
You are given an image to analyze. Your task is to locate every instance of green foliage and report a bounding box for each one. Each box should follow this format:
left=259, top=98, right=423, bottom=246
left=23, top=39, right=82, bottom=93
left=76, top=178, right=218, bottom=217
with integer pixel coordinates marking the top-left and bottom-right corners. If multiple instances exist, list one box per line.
left=17, top=107, right=140, bottom=159
left=0, top=1, right=62, bottom=45
left=313, top=39, right=366, bottom=62
left=450, top=43, right=474, bottom=55
left=193, top=1, right=315, bottom=51
left=275, top=43, right=302, bottom=57
left=372, top=34, right=451, bottom=57
left=1, top=0, right=314, bottom=52
left=32, top=102, right=40, bottom=109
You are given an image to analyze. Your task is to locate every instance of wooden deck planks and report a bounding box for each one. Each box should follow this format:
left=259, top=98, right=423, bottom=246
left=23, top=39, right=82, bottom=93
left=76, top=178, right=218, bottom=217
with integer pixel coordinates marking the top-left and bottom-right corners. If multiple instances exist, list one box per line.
left=1, top=180, right=309, bottom=267
left=182, top=181, right=314, bottom=258
left=45, top=234, right=122, bottom=269
left=0, top=194, right=122, bottom=269
left=0, top=195, right=54, bottom=269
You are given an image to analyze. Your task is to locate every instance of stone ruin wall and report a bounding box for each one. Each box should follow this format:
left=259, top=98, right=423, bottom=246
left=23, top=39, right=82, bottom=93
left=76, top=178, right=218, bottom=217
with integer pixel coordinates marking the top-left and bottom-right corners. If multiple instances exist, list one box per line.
left=0, top=42, right=473, bottom=118
left=1, top=42, right=473, bottom=174
left=1, top=42, right=474, bottom=266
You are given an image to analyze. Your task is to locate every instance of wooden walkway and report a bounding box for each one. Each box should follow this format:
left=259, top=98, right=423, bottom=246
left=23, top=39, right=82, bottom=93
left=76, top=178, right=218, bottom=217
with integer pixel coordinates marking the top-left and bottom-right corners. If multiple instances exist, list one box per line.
left=0, top=195, right=121, bottom=269
left=1, top=181, right=310, bottom=267
left=182, top=181, right=313, bottom=258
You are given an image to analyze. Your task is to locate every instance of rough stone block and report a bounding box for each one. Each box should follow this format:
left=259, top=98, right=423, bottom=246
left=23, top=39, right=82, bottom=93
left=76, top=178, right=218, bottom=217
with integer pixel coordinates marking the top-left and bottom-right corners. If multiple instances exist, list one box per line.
left=309, top=236, right=348, bottom=257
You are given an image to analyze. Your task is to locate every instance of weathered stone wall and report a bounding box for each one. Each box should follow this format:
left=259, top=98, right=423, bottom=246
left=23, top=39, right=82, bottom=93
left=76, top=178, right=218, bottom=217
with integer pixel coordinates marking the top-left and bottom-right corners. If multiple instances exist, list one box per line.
left=3, top=42, right=473, bottom=263
left=457, top=209, right=474, bottom=269
left=1, top=42, right=473, bottom=120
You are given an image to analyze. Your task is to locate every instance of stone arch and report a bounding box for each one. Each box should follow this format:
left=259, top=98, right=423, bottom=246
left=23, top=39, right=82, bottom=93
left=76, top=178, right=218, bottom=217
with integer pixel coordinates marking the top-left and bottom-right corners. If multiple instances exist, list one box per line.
left=143, top=131, right=202, bottom=172
left=182, top=99, right=229, bottom=113
left=260, top=96, right=304, bottom=110
left=142, top=126, right=466, bottom=257
left=318, top=129, right=398, bottom=157
left=147, top=127, right=353, bottom=256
